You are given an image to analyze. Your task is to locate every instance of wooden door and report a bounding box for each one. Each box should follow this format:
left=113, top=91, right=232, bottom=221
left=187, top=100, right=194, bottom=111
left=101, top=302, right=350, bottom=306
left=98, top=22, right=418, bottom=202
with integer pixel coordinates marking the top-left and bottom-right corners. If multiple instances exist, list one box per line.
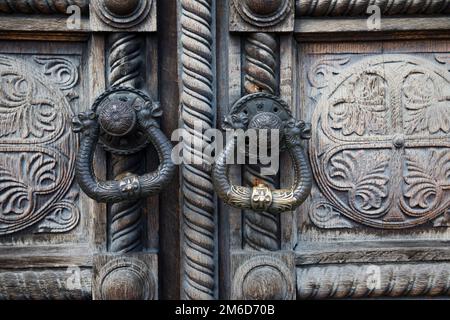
left=0, top=0, right=449, bottom=301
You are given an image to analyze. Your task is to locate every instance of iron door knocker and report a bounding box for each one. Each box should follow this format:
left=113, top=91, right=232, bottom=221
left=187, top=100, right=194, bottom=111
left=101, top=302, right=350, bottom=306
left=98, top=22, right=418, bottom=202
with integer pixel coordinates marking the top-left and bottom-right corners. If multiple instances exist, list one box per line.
left=72, top=87, right=175, bottom=203
left=212, top=93, right=313, bottom=213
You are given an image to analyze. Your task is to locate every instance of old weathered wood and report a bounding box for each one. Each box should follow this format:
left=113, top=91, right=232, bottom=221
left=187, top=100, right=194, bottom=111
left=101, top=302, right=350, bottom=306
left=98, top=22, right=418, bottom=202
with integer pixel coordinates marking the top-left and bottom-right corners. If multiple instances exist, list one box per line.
left=295, top=17, right=450, bottom=38
left=158, top=0, right=181, bottom=300
left=242, top=33, right=281, bottom=252
left=0, top=0, right=89, bottom=15
left=0, top=0, right=449, bottom=301
left=90, top=0, right=157, bottom=32
left=230, top=0, right=295, bottom=32
left=231, top=251, right=295, bottom=300
left=179, top=0, right=218, bottom=300
left=295, top=37, right=450, bottom=298
left=0, top=39, right=96, bottom=300
left=297, top=262, right=450, bottom=299
left=0, top=268, right=92, bottom=300
left=296, top=0, right=450, bottom=17
left=93, top=253, right=158, bottom=300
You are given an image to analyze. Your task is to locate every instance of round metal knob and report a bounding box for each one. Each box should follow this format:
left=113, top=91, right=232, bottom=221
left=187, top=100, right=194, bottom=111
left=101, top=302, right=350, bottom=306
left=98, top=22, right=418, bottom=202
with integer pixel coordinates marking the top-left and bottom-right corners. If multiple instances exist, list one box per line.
left=98, top=98, right=137, bottom=137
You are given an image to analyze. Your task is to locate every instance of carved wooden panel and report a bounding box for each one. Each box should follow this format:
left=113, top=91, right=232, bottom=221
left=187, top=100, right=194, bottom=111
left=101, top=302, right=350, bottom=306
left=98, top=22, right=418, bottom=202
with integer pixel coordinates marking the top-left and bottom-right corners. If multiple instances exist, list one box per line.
left=298, top=41, right=450, bottom=241
left=0, top=41, right=89, bottom=245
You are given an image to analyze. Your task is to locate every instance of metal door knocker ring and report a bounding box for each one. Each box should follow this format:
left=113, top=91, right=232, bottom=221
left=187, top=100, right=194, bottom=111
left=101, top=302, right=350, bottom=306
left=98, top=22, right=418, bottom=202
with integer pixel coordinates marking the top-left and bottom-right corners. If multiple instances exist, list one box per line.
left=72, top=87, right=175, bottom=203
left=212, top=92, right=313, bottom=213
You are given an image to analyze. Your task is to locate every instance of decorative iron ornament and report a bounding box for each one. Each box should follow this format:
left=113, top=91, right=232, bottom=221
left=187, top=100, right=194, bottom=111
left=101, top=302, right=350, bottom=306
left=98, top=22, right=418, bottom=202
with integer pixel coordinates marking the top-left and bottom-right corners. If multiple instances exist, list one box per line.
left=212, top=93, right=313, bottom=214
left=72, top=87, right=175, bottom=203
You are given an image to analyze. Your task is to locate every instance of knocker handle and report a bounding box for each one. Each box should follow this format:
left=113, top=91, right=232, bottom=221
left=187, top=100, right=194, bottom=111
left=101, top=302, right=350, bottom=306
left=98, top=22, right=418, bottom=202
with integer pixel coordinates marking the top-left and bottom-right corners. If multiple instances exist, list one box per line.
left=72, top=87, right=175, bottom=203
left=212, top=93, right=313, bottom=214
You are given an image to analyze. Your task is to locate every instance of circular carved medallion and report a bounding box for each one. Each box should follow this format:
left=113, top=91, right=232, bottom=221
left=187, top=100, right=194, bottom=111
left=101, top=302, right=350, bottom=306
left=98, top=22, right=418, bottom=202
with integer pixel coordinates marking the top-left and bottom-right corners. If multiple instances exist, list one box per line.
left=233, top=0, right=291, bottom=27
left=93, top=0, right=152, bottom=29
left=232, top=256, right=294, bottom=300
left=97, top=257, right=155, bottom=300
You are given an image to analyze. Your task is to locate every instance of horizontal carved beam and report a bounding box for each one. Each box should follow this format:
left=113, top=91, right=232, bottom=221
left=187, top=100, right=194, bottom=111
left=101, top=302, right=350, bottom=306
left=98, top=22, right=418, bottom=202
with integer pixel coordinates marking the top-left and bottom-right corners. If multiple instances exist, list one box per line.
left=0, top=269, right=91, bottom=300
left=297, top=263, right=450, bottom=299
left=0, top=0, right=89, bottom=15
left=296, top=0, right=450, bottom=16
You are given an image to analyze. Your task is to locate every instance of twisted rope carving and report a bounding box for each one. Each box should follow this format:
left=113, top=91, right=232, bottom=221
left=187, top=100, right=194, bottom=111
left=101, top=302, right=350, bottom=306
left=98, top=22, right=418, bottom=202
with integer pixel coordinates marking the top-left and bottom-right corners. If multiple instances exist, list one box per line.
left=108, top=33, right=144, bottom=253
left=243, top=33, right=280, bottom=251
left=180, top=0, right=216, bottom=300
left=297, top=263, right=450, bottom=299
left=296, top=0, right=450, bottom=16
left=0, top=270, right=91, bottom=300
left=109, top=153, right=144, bottom=253
left=0, top=0, right=89, bottom=14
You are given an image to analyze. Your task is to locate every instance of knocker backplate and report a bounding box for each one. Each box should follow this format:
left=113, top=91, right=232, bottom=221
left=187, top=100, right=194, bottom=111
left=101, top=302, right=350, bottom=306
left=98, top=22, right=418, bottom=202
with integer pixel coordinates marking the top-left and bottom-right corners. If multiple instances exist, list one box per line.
left=92, top=87, right=156, bottom=155
left=226, top=93, right=294, bottom=157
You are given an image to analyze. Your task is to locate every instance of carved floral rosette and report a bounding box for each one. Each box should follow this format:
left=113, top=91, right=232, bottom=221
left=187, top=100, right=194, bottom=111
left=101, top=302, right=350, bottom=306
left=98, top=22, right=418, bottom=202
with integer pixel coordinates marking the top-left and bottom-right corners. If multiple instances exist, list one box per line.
left=309, top=55, right=450, bottom=229
left=0, top=55, right=80, bottom=235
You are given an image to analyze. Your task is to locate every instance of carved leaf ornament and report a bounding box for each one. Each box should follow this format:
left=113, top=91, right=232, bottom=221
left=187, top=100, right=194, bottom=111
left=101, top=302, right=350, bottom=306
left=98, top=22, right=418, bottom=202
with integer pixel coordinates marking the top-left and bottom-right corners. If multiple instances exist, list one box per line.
left=310, top=55, right=450, bottom=228
left=0, top=55, right=79, bottom=235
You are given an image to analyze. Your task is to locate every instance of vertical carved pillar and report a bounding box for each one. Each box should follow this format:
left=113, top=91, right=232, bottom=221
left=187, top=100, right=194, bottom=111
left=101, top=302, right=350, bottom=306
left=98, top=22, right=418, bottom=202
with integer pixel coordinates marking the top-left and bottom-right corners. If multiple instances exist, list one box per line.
left=242, top=32, right=280, bottom=251
left=107, top=33, right=145, bottom=253
left=92, top=1, right=159, bottom=297
left=180, top=0, right=217, bottom=300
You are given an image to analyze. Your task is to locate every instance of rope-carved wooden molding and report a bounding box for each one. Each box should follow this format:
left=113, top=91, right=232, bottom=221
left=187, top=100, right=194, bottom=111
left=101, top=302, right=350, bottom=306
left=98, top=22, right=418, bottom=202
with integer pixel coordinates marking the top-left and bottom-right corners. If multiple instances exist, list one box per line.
left=107, top=33, right=145, bottom=254
left=297, top=262, right=450, bottom=299
left=242, top=33, right=281, bottom=251
left=180, top=0, right=217, bottom=300
left=296, top=0, right=450, bottom=16
left=0, top=0, right=89, bottom=15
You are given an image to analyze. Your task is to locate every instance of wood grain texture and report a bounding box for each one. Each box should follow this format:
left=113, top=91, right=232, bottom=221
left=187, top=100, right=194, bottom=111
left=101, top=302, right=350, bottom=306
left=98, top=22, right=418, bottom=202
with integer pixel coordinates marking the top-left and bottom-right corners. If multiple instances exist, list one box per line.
left=107, top=33, right=145, bottom=254
left=230, top=0, right=294, bottom=32
left=231, top=252, right=295, bottom=300
left=0, top=268, right=91, bottom=300
left=0, top=42, right=85, bottom=239
left=90, top=0, right=157, bottom=32
left=0, top=16, right=90, bottom=33
left=295, top=17, right=450, bottom=39
left=306, top=53, right=450, bottom=230
left=297, top=262, right=450, bottom=299
left=296, top=0, right=450, bottom=16
left=93, top=254, right=157, bottom=300
left=158, top=0, right=182, bottom=300
left=0, top=0, right=89, bottom=15
left=180, top=0, right=217, bottom=300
